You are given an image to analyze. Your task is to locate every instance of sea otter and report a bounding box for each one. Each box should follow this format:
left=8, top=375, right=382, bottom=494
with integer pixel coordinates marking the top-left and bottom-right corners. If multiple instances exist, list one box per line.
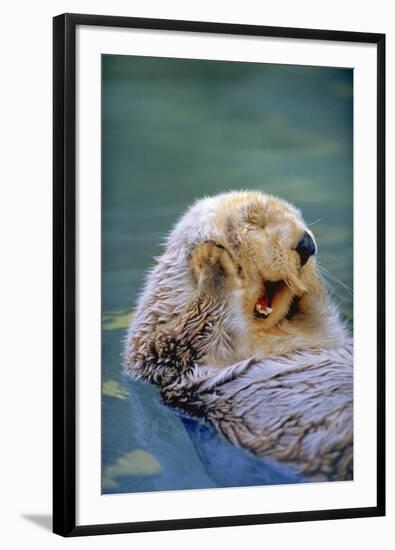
left=124, top=191, right=353, bottom=481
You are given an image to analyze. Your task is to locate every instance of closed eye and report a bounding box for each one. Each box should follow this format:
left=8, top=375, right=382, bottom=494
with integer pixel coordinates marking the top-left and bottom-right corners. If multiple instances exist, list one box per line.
left=245, top=222, right=265, bottom=232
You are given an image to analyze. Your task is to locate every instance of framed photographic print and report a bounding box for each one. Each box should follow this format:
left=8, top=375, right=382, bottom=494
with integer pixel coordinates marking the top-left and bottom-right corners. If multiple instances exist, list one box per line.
left=53, top=13, right=386, bottom=536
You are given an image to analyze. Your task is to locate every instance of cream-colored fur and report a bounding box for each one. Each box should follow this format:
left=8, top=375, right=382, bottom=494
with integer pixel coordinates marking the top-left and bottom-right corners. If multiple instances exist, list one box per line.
left=123, top=191, right=353, bottom=480
left=124, top=191, right=349, bottom=379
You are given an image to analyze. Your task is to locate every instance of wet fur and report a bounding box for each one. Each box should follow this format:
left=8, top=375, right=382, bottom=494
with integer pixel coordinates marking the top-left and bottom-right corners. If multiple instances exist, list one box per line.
left=124, top=191, right=353, bottom=480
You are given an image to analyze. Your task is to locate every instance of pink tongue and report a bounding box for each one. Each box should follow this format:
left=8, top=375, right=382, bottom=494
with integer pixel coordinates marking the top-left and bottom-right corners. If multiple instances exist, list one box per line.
left=257, top=295, right=269, bottom=308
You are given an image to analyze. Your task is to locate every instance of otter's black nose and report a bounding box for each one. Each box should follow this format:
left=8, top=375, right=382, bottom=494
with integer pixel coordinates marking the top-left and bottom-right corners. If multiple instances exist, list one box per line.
left=295, top=231, right=316, bottom=266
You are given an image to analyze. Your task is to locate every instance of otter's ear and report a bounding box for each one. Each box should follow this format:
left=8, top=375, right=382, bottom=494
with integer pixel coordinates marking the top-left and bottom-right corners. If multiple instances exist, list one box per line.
left=244, top=201, right=267, bottom=227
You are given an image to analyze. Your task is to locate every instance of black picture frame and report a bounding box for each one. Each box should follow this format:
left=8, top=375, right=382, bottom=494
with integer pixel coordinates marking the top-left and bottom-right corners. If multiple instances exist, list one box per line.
left=53, top=12, right=386, bottom=537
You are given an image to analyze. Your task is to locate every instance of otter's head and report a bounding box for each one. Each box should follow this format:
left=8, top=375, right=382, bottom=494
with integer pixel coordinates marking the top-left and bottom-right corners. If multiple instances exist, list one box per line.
left=203, top=191, right=321, bottom=330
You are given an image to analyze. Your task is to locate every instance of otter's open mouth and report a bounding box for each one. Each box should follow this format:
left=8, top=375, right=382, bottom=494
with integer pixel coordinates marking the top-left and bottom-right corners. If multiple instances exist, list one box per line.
left=254, top=280, right=285, bottom=319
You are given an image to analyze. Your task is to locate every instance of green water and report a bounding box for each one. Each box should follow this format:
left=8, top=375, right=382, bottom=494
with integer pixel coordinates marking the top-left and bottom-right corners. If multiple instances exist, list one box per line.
left=101, top=55, right=353, bottom=493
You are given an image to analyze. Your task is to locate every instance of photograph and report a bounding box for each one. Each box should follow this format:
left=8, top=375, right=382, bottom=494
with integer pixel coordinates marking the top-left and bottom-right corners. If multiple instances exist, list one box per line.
left=101, top=54, right=354, bottom=494
left=0, top=0, right=390, bottom=547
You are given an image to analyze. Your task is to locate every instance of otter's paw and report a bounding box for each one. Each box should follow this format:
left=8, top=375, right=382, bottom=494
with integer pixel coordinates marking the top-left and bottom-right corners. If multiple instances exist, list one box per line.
left=191, top=241, right=241, bottom=296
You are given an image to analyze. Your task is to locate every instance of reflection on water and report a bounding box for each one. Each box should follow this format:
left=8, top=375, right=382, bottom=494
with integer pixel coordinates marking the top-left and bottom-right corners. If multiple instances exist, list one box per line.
left=102, top=55, right=353, bottom=493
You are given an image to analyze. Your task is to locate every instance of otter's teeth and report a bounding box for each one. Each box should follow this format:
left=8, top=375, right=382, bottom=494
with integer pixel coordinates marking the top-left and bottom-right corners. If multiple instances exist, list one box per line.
left=255, top=304, right=273, bottom=316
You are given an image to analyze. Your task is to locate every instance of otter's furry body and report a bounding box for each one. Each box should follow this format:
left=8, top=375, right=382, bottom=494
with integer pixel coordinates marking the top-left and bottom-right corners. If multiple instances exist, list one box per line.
left=124, top=191, right=353, bottom=480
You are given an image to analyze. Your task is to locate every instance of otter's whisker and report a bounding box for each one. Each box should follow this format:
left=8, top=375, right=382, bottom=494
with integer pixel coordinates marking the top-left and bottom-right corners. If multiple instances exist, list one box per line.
left=318, top=270, right=338, bottom=297
left=307, top=217, right=322, bottom=227
left=284, top=276, right=306, bottom=297
left=318, top=265, right=353, bottom=296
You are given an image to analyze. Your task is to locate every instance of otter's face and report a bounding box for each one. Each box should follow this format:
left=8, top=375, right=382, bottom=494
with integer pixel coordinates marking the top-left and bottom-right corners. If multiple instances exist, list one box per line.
left=215, top=193, right=318, bottom=329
